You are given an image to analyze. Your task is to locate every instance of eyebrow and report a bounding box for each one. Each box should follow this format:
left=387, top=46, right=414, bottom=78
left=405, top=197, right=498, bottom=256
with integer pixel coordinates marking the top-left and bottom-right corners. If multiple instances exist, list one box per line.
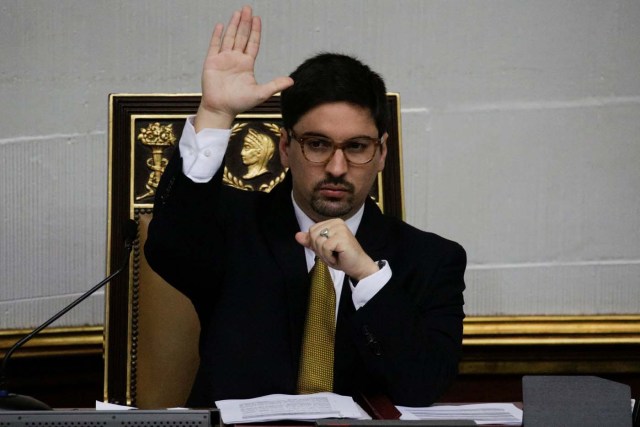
left=297, top=131, right=377, bottom=140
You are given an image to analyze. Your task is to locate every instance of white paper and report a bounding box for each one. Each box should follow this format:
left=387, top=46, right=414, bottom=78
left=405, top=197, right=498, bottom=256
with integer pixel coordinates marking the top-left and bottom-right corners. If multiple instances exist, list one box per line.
left=95, top=400, right=135, bottom=410
left=215, top=393, right=370, bottom=424
left=397, top=403, right=523, bottom=426
left=95, top=401, right=189, bottom=411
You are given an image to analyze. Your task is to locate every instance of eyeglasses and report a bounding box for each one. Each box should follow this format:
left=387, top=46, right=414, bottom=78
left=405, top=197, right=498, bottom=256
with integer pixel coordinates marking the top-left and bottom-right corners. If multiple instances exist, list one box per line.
left=288, top=130, right=383, bottom=165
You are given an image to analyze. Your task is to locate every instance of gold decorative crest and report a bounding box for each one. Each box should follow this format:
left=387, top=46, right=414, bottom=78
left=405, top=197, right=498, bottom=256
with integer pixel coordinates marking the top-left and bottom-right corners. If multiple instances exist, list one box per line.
left=136, top=122, right=177, bottom=201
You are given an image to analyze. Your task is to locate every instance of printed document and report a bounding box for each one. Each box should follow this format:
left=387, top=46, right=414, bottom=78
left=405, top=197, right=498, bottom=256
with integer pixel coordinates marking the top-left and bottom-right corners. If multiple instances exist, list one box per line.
left=397, top=403, right=523, bottom=426
left=215, top=392, right=371, bottom=424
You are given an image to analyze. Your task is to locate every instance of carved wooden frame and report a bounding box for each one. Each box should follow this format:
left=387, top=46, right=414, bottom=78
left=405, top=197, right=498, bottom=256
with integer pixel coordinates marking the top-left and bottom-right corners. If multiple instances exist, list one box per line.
left=104, top=93, right=404, bottom=406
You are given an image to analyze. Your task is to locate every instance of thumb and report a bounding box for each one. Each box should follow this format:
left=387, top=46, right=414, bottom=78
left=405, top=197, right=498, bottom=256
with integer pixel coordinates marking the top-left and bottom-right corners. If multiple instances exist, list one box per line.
left=295, top=231, right=311, bottom=248
left=256, top=76, right=294, bottom=100
left=270, top=76, right=294, bottom=93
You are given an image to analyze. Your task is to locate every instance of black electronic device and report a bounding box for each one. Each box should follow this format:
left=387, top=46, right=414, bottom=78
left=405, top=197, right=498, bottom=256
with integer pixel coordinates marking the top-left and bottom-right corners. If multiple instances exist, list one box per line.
left=522, top=375, right=632, bottom=427
left=0, top=409, right=215, bottom=426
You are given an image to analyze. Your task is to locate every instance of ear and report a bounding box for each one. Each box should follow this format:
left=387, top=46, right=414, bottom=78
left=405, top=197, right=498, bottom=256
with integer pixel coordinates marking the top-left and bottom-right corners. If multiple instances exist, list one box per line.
left=376, top=132, right=389, bottom=172
left=279, top=128, right=290, bottom=168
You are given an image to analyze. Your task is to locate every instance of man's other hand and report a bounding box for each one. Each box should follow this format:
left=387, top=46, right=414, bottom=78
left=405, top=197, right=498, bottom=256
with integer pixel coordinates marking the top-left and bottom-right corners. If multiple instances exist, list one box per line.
left=295, top=219, right=380, bottom=281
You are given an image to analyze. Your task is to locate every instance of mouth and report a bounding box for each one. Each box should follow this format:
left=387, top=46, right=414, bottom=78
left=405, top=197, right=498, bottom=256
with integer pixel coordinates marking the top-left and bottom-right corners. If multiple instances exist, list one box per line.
left=315, top=181, right=354, bottom=199
left=319, top=187, right=348, bottom=198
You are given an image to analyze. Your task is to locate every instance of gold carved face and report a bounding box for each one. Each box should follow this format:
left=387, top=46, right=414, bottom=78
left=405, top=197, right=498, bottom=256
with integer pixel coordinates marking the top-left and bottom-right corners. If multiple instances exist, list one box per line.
left=223, top=122, right=286, bottom=193
left=240, top=128, right=277, bottom=179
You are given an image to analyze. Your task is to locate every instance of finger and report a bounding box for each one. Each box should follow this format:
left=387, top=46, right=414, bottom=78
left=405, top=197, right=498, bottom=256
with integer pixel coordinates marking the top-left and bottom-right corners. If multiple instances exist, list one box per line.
left=245, top=16, right=261, bottom=58
left=312, top=230, right=337, bottom=257
left=233, top=6, right=253, bottom=52
left=307, top=231, right=327, bottom=257
left=295, top=231, right=311, bottom=248
left=221, top=9, right=241, bottom=51
left=321, top=241, right=340, bottom=266
left=269, top=76, right=295, bottom=94
left=207, top=23, right=224, bottom=56
left=253, top=77, right=294, bottom=103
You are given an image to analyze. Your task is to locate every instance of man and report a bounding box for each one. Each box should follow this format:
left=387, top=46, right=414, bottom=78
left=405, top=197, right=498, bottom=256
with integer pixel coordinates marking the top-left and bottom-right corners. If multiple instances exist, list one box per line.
left=145, top=6, right=466, bottom=407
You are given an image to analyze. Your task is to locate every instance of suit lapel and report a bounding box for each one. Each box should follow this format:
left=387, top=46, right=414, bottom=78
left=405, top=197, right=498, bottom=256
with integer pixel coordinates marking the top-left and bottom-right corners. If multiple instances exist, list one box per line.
left=355, top=197, right=390, bottom=261
left=258, top=174, right=310, bottom=369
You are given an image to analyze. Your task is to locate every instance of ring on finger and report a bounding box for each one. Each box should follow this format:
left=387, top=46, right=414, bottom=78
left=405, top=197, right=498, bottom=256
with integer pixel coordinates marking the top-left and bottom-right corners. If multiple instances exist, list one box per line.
left=319, top=228, right=330, bottom=239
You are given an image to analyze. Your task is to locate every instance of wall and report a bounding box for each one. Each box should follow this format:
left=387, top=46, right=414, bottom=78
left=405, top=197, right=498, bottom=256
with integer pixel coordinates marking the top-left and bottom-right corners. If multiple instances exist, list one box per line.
left=1, top=0, right=639, bottom=329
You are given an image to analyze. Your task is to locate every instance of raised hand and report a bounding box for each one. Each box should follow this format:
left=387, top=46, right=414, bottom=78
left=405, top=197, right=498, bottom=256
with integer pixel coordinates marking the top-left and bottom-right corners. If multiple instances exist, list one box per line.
left=295, top=219, right=380, bottom=281
left=195, top=6, right=294, bottom=131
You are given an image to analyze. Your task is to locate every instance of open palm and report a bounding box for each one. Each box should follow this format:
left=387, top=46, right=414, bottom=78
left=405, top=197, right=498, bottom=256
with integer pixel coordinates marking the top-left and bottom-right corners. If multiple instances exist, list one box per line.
left=196, top=6, right=293, bottom=130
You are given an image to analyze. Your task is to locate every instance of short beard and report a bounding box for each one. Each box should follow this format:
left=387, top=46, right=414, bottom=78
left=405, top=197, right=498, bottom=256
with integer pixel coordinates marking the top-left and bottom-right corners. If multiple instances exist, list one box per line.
left=310, top=176, right=356, bottom=219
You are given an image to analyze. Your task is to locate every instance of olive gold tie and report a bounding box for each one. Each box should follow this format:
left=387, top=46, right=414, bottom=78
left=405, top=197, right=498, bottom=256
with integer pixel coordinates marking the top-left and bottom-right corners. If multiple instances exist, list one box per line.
left=297, top=256, right=336, bottom=393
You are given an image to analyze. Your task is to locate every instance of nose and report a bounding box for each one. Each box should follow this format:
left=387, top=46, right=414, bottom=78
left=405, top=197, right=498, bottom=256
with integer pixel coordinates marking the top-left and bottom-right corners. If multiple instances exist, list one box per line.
left=324, top=148, right=349, bottom=177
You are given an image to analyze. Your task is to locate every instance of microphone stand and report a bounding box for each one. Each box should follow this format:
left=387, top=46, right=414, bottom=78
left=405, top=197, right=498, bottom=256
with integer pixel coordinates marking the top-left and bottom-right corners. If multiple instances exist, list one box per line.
left=0, top=220, right=137, bottom=410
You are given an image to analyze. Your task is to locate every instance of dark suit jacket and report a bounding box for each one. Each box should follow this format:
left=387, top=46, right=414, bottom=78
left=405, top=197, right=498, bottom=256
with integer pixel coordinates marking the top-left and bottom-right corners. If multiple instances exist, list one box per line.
left=145, top=150, right=466, bottom=407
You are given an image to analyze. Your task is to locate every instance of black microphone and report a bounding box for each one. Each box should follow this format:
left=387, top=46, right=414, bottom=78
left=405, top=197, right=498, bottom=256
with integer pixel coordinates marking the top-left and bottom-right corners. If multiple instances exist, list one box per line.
left=0, top=219, right=138, bottom=411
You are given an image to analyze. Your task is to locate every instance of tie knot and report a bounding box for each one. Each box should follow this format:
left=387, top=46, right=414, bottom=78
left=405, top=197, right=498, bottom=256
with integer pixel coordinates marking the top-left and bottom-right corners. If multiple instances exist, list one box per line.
left=313, top=257, right=331, bottom=275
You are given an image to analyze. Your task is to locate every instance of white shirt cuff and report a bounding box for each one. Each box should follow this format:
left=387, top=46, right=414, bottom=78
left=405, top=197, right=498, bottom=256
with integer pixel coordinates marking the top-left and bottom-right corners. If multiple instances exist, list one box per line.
left=351, top=260, right=392, bottom=310
left=180, top=115, right=231, bottom=183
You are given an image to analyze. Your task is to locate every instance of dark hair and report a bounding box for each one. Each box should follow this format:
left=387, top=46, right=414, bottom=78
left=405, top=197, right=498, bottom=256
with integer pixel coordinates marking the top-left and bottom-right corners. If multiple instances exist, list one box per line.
left=281, top=53, right=389, bottom=136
